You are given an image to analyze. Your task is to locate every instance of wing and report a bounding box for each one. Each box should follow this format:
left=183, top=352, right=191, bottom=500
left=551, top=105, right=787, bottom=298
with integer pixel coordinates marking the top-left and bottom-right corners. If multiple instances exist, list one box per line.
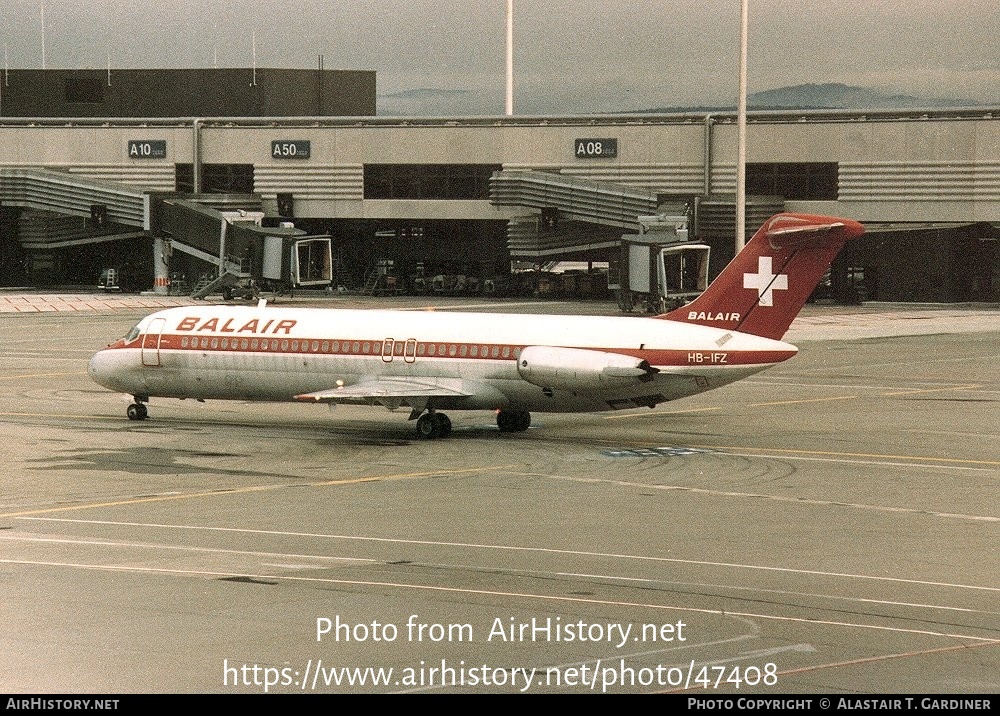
left=294, top=377, right=473, bottom=412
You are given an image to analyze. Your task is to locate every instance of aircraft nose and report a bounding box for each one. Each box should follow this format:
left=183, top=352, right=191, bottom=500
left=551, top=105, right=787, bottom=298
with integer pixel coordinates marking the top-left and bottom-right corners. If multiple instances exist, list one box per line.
left=88, top=348, right=122, bottom=391
left=88, top=349, right=110, bottom=387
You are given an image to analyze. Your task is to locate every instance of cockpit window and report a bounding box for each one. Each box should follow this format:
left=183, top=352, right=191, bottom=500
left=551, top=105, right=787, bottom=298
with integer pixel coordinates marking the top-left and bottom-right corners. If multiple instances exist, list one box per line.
left=125, top=325, right=141, bottom=343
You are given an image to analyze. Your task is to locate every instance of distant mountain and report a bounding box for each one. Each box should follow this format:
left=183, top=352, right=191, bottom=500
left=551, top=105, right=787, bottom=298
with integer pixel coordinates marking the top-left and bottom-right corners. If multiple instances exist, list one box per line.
left=637, top=83, right=984, bottom=113
left=380, top=88, right=472, bottom=100
left=378, top=88, right=483, bottom=116
left=747, top=83, right=982, bottom=109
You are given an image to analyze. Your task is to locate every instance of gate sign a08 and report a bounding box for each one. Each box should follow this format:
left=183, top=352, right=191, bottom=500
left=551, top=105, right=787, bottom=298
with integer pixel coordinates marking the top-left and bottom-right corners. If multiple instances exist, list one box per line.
left=574, top=137, right=617, bottom=159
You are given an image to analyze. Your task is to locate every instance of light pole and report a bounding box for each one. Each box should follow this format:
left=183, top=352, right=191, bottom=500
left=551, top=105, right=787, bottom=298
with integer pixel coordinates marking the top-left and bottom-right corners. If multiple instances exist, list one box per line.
left=736, top=0, right=748, bottom=251
left=505, top=0, right=514, bottom=116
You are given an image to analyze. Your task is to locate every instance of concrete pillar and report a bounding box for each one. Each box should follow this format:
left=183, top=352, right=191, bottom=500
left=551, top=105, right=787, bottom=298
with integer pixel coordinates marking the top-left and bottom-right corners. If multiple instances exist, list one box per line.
left=152, top=236, right=170, bottom=294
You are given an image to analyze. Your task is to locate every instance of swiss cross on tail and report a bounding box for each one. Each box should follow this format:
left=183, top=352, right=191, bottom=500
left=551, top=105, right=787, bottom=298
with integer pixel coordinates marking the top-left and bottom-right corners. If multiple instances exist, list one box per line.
left=743, top=256, right=788, bottom=307
left=660, top=213, right=865, bottom=340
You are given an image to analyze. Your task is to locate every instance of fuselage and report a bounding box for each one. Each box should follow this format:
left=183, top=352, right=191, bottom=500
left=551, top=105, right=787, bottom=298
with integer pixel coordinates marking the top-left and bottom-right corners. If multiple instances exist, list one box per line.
left=88, top=304, right=797, bottom=414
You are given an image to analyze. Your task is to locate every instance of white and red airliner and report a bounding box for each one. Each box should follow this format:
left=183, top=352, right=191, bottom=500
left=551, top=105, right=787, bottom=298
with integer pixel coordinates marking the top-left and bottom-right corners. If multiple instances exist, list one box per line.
left=89, top=213, right=864, bottom=439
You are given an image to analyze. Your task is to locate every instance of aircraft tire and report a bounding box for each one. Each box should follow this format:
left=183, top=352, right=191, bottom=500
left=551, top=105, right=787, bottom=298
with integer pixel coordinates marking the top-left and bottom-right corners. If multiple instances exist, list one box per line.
left=416, top=413, right=439, bottom=439
left=433, top=413, right=452, bottom=438
left=127, top=403, right=148, bottom=421
left=497, top=410, right=530, bottom=433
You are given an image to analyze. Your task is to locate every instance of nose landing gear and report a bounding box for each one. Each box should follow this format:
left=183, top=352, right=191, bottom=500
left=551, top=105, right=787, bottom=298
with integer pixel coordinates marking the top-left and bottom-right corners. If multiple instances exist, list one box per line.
left=126, top=398, right=149, bottom=421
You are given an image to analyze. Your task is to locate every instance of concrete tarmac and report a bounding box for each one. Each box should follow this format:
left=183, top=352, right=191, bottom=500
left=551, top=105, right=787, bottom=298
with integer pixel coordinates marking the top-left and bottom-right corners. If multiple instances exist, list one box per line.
left=0, top=296, right=997, bottom=694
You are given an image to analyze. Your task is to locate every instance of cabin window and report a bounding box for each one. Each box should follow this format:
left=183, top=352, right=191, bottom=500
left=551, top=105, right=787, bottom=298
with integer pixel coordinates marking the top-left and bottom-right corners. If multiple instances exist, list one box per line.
left=491, top=346, right=499, bottom=358
left=281, top=340, right=289, bottom=351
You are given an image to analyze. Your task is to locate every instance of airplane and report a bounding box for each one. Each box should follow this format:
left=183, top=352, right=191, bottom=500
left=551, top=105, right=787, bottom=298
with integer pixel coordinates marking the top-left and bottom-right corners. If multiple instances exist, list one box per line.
left=88, top=212, right=865, bottom=439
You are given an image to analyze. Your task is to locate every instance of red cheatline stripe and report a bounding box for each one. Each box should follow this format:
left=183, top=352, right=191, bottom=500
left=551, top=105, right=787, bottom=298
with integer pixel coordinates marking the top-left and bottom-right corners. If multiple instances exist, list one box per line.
left=109, top=333, right=795, bottom=367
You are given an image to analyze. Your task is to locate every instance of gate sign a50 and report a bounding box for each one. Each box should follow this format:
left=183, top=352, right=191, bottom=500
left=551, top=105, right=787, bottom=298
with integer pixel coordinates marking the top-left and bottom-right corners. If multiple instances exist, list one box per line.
left=271, top=140, right=311, bottom=159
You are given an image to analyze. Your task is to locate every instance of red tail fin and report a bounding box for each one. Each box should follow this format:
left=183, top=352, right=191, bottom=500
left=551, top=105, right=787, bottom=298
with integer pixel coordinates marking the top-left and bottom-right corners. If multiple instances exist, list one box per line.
left=660, top=213, right=865, bottom=340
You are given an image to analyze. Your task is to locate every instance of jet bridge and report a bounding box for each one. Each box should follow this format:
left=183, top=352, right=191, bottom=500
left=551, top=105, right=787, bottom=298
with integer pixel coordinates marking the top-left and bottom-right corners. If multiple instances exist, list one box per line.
left=0, top=167, right=148, bottom=229
left=610, top=213, right=710, bottom=314
left=152, top=198, right=332, bottom=298
left=0, top=168, right=262, bottom=290
left=489, top=170, right=661, bottom=260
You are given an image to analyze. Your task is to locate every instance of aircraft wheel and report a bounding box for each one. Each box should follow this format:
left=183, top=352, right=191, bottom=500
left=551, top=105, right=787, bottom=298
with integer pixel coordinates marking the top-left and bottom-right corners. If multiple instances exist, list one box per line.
left=415, top=413, right=439, bottom=439
left=433, top=413, right=452, bottom=438
left=126, top=403, right=148, bottom=421
left=497, top=410, right=530, bottom=433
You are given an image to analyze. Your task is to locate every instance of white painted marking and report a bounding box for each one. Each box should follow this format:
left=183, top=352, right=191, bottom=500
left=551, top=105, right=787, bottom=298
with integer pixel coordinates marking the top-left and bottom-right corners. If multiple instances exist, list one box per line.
left=1, top=557, right=996, bottom=644
left=20, top=516, right=1000, bottom=592
left=0, top=534, right=377, bottom=564
left=743, top=256, right=788, bottom=306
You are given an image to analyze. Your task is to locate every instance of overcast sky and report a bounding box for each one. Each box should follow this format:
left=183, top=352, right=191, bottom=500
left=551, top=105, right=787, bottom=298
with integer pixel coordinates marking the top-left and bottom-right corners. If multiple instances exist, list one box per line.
left=1, top=1, right=996, bottom=114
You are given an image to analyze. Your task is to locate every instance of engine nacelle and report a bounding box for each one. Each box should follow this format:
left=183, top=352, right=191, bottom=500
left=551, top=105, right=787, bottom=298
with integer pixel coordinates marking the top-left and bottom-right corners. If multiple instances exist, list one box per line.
left=516, top=346, right=657, bottom=392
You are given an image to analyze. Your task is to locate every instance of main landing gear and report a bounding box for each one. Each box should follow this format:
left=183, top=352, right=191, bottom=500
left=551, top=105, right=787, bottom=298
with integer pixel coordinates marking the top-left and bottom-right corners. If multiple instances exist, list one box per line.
left=413, top=409, right=532, bottom=439
left=415, top=411, right=452, bottom=440
left=496, top=409, right=531, bottom=433
left=126, top=397, right=149, bottom=421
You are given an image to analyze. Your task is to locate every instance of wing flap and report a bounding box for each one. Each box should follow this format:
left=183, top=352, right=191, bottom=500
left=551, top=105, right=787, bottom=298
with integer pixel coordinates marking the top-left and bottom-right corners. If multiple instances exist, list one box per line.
left=295, top=378, right=472, bottom=403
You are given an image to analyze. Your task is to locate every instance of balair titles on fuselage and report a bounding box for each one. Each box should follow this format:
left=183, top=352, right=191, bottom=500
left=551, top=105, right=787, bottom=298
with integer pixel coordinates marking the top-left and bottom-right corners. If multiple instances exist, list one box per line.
left=175, top=316, right=298, bottom=335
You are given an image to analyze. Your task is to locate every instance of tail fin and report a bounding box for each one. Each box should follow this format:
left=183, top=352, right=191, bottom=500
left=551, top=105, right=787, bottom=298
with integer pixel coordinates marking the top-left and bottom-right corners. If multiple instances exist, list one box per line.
left=660, top=213, right=865, bottom=340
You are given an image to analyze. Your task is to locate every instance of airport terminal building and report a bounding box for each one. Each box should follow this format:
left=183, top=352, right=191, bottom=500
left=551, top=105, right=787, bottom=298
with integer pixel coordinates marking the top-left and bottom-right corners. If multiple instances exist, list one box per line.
left=0, top=68, right=997, bottom=302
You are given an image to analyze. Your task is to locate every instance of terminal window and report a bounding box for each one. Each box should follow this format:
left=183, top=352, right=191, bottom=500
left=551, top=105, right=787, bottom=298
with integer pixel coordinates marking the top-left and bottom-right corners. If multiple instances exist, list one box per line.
left=175, top=164, right=255, bottom=194
left=65, top=77, right=105, bottom=104
left=364, top=164, right=501, bottom=200
left=747, top=162, right=839, bottom=200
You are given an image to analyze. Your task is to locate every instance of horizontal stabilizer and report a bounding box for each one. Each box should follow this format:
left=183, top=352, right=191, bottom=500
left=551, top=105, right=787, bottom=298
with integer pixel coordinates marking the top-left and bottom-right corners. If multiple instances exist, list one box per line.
left=766, top=221, right=848, bottom=250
